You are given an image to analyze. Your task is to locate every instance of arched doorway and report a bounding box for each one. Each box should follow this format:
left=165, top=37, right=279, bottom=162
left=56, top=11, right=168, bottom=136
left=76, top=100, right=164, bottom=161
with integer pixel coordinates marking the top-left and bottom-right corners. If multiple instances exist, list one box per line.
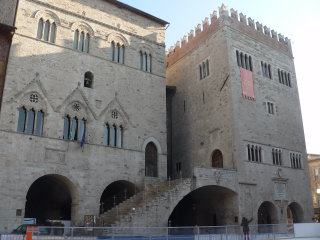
left=258, top=201, right=278, bottom=233
left=287, top=202, right=304, bottom=223
left=25, top=174, right=76, bottom=225
left=100, top=180, right=136, bottom=213
left=145, top=142, right=158, bottom=177
left=168, top=185, right=238, bottom=227
left=212, top=150, right=223, bottom=168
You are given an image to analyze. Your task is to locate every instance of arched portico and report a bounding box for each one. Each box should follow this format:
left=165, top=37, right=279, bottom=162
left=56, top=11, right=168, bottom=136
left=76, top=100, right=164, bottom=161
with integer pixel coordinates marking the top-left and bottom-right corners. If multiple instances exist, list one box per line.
left=287, top=202, right=304, bottom=223
left=168, top=185, right=238, bottom=226
left=25, top=174, right=78, bottom=225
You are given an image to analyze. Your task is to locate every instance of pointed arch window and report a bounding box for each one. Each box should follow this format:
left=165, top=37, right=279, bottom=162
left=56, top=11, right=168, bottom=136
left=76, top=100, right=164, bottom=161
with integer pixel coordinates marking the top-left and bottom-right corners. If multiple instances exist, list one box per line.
left=139, top=51, right=151, bottom=72
left=119, top=45, right=124, bottom=64
left=37, top=18, right=44, bottom=39
left=17, top=107, right=27, bottom=132
left=63, top=115, right=70, bottom=140
left=110, top=124, right=116, bottom=147
left=145, top=142, right=158, bottom=177
left=37, top=19, right=56, bottom=43
left=78, top=119, right=86, bottom=143
left=74, top=30, right=90, bottom=53
left=35, top=110, right=44, bottom=136
left=104, top=124, right=110, bottom=146
left=17, top=107, right=44, bottom=136
left=117, top=126, right=123, bottom=148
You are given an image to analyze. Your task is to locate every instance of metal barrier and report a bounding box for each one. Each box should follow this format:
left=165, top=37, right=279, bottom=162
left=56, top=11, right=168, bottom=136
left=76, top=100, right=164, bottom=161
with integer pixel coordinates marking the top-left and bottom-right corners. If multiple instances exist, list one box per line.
left=1, top=224, right=294, bottom=240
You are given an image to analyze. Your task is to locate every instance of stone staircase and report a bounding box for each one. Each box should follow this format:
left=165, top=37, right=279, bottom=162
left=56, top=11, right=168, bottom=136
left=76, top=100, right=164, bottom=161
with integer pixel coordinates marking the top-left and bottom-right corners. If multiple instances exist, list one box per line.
left=99, top=178, right=192, bottom=227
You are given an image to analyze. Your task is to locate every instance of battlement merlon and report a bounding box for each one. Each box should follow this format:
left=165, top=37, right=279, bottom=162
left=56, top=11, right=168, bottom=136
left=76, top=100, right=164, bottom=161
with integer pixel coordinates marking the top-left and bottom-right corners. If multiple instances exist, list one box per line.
left=166, top=4, right=293, bottom=67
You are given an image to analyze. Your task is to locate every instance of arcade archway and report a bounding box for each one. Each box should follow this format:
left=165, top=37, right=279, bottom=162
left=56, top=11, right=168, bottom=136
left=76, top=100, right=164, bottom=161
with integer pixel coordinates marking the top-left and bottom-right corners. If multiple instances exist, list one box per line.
left=258, top=201, right=278, bottom=224
left=168, top=185, right=238, bottom=226
left=100, top=180, right=136, bottom=213
left=287, top=202, right=304, bottom=223
left=25, top=174, right=77, bottom=225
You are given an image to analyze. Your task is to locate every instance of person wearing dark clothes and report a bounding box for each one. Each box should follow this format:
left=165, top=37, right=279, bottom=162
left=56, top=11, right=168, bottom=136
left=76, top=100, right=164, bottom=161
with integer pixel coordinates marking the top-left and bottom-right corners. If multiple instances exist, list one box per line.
left=241, top=217, right=253, bottom=240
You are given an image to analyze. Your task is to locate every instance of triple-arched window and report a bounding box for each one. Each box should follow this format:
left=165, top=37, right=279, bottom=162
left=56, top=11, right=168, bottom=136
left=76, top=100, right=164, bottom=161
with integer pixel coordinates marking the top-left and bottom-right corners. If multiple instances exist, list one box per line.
left=278, top=69, right=291, bottom=87
left=63, top=116, right=86, bottom=141
left=17, top=107, right=44, bottom=136
left=261, top=61, right=272, bottom=79
left=37, top=18, right=56, bottom=43
left=110, top=41, right=124, bottom=64
left=247, top=144, right=262, bottom=162
left=290, top=153, right=302, bottom=169
left=236, top=50, right=253, bottom=71
left=139, top=51, right=152, bottom=72
left=104, top=124, right=123, bottom=148
left=73, top=30, right=90, bottom=53
left=272, top=148, right=282, bottom=165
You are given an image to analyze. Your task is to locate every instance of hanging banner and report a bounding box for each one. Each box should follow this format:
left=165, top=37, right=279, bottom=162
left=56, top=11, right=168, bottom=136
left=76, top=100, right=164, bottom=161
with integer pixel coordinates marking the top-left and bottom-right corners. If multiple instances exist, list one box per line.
left=240, top=68, right=255, bottom=100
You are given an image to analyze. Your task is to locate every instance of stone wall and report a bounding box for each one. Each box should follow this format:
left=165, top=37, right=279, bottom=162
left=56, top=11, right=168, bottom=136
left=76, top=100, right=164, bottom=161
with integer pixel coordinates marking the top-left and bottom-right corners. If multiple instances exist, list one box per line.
left=0, top=0, right=167, bottom=232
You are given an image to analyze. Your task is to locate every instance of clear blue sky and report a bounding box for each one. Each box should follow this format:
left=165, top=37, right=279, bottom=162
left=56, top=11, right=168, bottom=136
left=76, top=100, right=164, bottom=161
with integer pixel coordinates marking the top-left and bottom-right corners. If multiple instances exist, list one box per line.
left=121, top=0, right=320, bottom=154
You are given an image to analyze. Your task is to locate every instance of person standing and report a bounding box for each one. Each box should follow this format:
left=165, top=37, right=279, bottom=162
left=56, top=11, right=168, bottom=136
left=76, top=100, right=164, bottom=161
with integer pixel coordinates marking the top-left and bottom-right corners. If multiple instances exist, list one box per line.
left=241, top=217, right=253, bottom=240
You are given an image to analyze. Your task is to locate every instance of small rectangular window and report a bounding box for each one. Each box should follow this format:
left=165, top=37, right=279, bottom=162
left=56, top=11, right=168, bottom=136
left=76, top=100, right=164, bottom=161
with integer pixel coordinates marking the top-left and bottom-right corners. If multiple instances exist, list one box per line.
left=267, top=102, right=274, bottom=115
left=176, top=162, right=181, bottom=174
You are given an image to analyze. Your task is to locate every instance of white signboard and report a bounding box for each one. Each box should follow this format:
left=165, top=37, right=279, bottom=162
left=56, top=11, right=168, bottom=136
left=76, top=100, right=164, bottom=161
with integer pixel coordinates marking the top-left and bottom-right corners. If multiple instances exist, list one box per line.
left=274, top=182, right=286, bottom=199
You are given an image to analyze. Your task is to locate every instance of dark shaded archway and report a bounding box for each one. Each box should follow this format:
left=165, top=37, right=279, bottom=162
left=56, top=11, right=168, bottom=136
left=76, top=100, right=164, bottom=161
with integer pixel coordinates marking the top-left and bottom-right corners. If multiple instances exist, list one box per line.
left=168, top=185, right=238, bottom=227
left=100, top=180, right=136, bottom=213
left=25, top=174, right=75, bottom=225
left=258, top=201, right=278, bottom=225
left=287, top=202, right=304, bottom=223
left=145, top=142, right=158, bottom=177
left=212, top=150, right=223, bottom=168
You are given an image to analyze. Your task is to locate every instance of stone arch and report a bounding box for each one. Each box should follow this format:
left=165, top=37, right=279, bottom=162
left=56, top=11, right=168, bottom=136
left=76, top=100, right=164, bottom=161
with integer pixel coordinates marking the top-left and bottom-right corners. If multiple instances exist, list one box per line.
left=142, top=137, right=162, bottom=155
left=71, top=22, right=94, bottom=37
left=168, top=185, right=238, bottom=227
left=287, top=202, right=304, bottom=223
left=257, top=201, right=278, bottom=225
left=24, top=174, right=80, bottom=225
left=211, top=149, right=223, bottom=168
left=106, top=32, right=129, bottom=46
left=33, top=10, right=61, bottom=25
left=99, top=180, right=137, bottom=214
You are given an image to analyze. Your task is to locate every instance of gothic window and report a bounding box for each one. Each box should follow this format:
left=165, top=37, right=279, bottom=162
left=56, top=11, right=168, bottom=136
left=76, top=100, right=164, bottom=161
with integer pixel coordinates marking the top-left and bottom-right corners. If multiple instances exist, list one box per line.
left=145, top=142, right=158, bottom=177
left=261, top=61, right=272, bottom=79
left=110, top=41, right=125, bottom=64
left=176, top=162, right=182, bottom=175
left=290, top=152, right=302, bottom=169
left=63, top=115, right=70, bottom=140
left=84, top=71, right=93, bottom=88
left=17, top=107, right=27, bottom=132
left=237, top=51, right=253, bottom=71
left=37, top=18, right=56, bottom=43
left=212, top=149, right=223, bottom=168
left=63, top=115, right=86, bottom=141
left=73, top=30, right=90, bottom=53
left=17, top=107, right=44, bottom=136
left=35, top=110, right=44, bottom=136
left=104, top=124, right=110, bottom=146
left=272, top=148, right=282, bottom=166
left=199, top=59, right=210, bottom=80
left=236, top=50, right=240, bottom=67
left=139, top=51, right=151, bottom=72
left=247, top=144, right=262, bottom=162
left=117, top=126, right=123, bottom=148
left=104, top=123, right=123, bottom=148
left=278, top=68, right=291, bottom=87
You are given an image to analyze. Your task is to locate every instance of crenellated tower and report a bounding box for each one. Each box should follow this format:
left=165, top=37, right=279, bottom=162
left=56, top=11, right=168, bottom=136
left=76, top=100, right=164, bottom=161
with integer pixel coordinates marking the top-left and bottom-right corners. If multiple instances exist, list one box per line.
left=166, top=4, right=313, bottom=224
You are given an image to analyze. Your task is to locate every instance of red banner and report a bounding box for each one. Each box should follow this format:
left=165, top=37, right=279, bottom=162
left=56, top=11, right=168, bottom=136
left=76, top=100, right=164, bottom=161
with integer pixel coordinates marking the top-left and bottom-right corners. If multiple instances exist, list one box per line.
left=240, top=68, right=255, bottom=100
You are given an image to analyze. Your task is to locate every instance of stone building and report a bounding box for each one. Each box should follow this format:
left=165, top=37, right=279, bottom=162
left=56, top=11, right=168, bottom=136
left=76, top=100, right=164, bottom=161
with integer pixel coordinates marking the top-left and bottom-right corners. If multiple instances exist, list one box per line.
left=166, top=4, right=313, bottom=226
left=0, top=0, right=313, bottom=232
left=308, top=154, right=320, bottom=221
